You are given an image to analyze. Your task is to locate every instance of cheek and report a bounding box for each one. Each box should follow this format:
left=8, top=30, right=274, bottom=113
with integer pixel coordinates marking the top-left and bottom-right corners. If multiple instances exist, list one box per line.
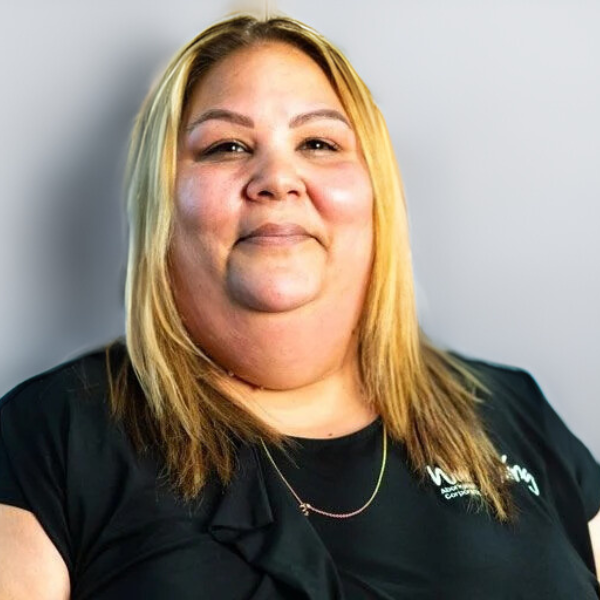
left=307, top=163, right=374, bottom=289
left=306, top=162, right=373, bottom=226
left=175, top=171, right=228, bottom=232
left=172, top=171, right=241, bottom=274
left=175, top=168, right=245, bottom=245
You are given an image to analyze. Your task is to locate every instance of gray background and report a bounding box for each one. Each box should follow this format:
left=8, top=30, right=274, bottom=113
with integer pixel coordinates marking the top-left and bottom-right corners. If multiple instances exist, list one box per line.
left=0, top=1, right=598, bottom=457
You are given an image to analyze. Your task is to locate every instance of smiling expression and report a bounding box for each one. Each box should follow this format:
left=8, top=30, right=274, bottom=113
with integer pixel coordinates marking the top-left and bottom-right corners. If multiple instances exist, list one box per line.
left=169, top=41, right=374, bottom=374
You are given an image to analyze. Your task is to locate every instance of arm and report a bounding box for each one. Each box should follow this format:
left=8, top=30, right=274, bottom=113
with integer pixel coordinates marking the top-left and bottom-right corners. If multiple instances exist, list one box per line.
left=590, top=507, right=600, bottom=580
left=0, top=504, right=70, bottom=599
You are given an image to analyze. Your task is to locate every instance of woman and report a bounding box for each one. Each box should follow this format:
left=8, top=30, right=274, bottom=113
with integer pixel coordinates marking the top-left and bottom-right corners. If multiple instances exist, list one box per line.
left=1, top=13, right=599, bottom=600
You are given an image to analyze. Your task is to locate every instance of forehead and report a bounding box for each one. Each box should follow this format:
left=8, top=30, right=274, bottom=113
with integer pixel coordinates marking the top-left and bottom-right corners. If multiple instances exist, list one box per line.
left=186, top=41, right=343, bottom=115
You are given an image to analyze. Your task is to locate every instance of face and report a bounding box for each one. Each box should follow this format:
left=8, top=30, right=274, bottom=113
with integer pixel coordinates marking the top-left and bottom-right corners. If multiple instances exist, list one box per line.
left=170, top=42, right=373, bottom=373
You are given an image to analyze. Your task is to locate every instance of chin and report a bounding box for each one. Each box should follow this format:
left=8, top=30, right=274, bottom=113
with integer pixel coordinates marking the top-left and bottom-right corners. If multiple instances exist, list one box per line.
left=239, top=294, right=317, bottom=313
left=229, top=280, right=322, bottom=313
left=232, top=363, right=326, bottom=392
left=227, top=253, right=326, bottom=313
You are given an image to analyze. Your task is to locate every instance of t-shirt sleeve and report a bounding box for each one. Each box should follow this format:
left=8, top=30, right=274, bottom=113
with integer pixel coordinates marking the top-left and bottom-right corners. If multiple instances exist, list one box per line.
left=522, top=371, right=600, bottom=521
left=0, top=422, right=30, bottom=510
left=0, top=374, right=74, bottom=574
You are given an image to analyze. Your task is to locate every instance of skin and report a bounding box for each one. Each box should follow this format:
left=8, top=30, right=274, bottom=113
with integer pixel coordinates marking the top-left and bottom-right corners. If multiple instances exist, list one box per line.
left=590, top=509, right=600, bottom=577
left=171, top=42, right=377, bottom=437
left=0, top=42, right=597, bottom=599
left=171, top=40, right=600, bottom=568
left=0, top=42, right=377, bottom=599
left=0, top=505, right=70, bottom=598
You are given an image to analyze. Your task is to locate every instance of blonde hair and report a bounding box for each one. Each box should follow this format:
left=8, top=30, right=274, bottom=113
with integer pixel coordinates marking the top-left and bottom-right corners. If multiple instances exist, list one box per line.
left=109, top=13, right=515, bottom=521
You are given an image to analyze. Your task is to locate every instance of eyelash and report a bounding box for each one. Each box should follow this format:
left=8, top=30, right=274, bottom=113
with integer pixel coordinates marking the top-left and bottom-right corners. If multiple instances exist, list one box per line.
left=202, top=140, right=248, bottom=156
left=199, top=137, right=340, bottom=158
left=300, top=138, right=340, bottom=152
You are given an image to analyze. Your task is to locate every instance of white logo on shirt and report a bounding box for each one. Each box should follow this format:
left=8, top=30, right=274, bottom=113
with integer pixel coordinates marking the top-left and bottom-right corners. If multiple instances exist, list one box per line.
left=500, top=454, right=540, bottom=496
left=425, top=466, right=482, bottom=500
left=426, top=454, right=540, bottom=501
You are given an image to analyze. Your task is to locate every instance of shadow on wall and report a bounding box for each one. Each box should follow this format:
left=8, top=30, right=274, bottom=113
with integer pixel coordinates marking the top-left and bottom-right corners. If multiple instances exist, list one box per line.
left=7, top=45, right=169, bottom=391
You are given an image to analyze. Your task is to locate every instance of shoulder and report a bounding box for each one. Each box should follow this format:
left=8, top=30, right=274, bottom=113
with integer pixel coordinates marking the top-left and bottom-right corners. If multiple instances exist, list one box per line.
left=451, top=353, right=600, bottom=515
left=449, top=353, right=585, bottom=448
left=448, top=352, right=545, bottom=419
left=1, top=340, right=126, bottom=417
left=446, top=352, right=564, bottom=454
left=0, top=340, right=130, bottom=461
left=450, top=351, right=531, bottom=387
left=0, top=341, right=132, bottom=577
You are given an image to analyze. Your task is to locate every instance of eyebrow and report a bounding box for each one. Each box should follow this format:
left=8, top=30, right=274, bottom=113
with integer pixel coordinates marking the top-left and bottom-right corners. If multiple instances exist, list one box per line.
left=185, top=108, right=351, bottom=133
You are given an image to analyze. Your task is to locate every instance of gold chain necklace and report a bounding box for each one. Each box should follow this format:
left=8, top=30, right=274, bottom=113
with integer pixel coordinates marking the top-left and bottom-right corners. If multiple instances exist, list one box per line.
left=260, top=423, right=387, bottom=519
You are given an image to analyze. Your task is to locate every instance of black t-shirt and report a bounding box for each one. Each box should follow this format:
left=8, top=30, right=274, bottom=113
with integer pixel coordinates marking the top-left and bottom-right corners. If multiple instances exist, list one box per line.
left=1, top=345, right=599, bottom=599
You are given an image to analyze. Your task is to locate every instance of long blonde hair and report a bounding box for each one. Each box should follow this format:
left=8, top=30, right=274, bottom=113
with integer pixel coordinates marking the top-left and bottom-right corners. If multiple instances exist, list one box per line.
left=109, top=13, right=515, bottom=520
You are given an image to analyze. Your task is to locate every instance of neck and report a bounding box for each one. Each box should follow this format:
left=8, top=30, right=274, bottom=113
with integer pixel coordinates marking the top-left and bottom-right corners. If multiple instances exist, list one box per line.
left=227, top=353, right=377, bottom=438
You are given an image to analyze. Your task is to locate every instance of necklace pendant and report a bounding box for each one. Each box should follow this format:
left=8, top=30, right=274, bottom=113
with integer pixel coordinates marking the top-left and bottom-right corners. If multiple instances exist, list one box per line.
left=299, top=502, right=311, bottom=516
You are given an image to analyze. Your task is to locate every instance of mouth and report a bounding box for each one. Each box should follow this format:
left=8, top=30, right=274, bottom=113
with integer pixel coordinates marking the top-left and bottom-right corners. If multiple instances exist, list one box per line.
left=237, top=222, right=314, bottom=246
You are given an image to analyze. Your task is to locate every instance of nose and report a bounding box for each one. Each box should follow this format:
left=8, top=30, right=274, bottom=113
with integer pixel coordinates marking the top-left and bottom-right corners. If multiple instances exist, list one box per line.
left=245, top=152, right=306, bottom=202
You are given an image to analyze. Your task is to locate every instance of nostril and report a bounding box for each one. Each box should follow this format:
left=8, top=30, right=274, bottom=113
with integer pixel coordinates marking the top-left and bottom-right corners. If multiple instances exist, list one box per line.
left=246, top=178, right=304, bottom=202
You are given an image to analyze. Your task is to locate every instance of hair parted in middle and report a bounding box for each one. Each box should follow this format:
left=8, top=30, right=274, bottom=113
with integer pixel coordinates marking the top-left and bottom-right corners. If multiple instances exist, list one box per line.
left=109, top=12, right=515, bottom=521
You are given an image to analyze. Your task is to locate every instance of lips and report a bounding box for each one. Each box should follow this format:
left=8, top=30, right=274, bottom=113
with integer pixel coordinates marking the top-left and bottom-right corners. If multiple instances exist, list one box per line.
left=238, top=222, right=313, bottom=243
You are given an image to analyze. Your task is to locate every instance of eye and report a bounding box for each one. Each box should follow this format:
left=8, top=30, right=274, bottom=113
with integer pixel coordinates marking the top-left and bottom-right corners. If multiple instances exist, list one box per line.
left=299, top=138, right=340, bottom=153
left=200, top=140, right=249, bottom=158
